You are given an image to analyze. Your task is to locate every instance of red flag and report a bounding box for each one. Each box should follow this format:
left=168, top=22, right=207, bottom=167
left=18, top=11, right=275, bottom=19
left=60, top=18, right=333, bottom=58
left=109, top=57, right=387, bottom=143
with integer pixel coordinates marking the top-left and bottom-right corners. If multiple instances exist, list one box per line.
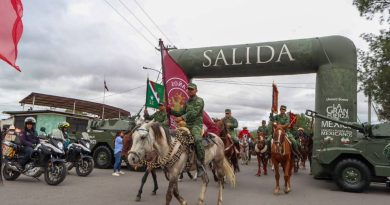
left=104, top=80, right=109, bottom=91
left=289, top=112, right=297, bottom=128
left=0, top=0, right=23, bottom=72
left=160, top=40, right=219, bottom=134
left=271, top=82, right=278, bottom=113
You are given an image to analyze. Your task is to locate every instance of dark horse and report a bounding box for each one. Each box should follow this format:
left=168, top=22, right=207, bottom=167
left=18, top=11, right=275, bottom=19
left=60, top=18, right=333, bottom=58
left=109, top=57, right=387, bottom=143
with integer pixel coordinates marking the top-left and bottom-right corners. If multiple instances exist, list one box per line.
left=271, top=124, right=293, bottom=194
left=298, top=134, right=309, bottom=169
left=122, top=129, right=160, bottom=202
left=214, top=119, right=240, bottom=173
left=254, top=132, right=269, bottom=176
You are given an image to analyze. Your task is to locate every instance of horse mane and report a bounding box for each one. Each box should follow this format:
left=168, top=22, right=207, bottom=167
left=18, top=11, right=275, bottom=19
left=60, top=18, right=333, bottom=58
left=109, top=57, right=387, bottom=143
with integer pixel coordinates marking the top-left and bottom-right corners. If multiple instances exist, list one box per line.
left=215, top=119, right=229, bottom=138
left=151, top=123, right=163, bottom=140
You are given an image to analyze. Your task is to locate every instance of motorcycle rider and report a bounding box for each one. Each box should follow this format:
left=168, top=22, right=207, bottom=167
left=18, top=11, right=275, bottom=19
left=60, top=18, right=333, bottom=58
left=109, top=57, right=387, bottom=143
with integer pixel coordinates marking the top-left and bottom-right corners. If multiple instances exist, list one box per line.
left=58, top=122, right=71, bottom=150
left=18, top=117, right=39, bottom=170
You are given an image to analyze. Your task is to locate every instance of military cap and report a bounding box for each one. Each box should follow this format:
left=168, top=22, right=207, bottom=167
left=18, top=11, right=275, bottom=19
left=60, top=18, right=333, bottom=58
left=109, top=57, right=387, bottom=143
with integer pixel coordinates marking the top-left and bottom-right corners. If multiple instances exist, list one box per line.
left=225, top=109, right=231, bottom=113
left=187, top=83, right=197, bottom=89
left=298, top=127, right=304, bottom=131
left=280, top=105, right=287, bottom=109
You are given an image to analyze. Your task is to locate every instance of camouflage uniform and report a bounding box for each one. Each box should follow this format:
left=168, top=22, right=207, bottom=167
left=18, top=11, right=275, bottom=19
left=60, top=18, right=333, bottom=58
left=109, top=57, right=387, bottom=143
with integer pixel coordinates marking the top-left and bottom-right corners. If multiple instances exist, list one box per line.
left=144, top=110, right=169, bottom=129
left=223, top=115, right=239, bottom=143
left=257, top=125, right=272, bottom=142
left=171, top=95, right=205, bottom=162
left=270, top=111, right=300, bottom=154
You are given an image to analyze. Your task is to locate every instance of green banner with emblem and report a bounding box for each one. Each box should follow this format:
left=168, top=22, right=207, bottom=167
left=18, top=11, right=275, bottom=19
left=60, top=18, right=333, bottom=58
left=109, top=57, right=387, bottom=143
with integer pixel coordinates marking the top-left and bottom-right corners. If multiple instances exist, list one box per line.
left=145, top=78, right=165, bottom=109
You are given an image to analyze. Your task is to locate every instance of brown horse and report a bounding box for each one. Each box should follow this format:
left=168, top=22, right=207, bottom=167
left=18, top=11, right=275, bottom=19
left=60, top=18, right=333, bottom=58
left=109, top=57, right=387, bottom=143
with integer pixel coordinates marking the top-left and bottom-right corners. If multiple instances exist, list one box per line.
left=271, top=124, right=293, bottom=194
left=214, top=119, right=240, bottom=173
left=298, top=134, right=309, bottom=169
left=254, top=132, right=268, bottom=176
left=128, top=120, right=235, bottom=205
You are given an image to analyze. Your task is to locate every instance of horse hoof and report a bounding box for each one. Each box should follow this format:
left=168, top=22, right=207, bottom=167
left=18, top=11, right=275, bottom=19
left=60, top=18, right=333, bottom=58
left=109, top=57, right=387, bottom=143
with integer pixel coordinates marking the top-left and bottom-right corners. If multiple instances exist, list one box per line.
left=135, top=196, right=141, bottom=202
left=284, top=188, right=291, bottom=194
left=273, top=191, right=280, bottom=195
left=152, top=191, right=157, bottom=195
left=181, top=201, right=187, bottom=205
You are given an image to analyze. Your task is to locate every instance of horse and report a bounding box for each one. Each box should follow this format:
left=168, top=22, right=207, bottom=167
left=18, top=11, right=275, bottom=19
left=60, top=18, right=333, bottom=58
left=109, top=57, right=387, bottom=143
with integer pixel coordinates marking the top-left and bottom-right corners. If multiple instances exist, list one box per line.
left=298, top=134, right=309, bottom=169
left=214, top=119, right=240, bottom=173
left=128, top=121, right=235, bottom=205
left=270, top=124, right=294, bottom=194
left=254, top=132, right=269, bottom=176
left=122, top=128, right=161, bottom=202
left=239, top=136, right=250, bottom=165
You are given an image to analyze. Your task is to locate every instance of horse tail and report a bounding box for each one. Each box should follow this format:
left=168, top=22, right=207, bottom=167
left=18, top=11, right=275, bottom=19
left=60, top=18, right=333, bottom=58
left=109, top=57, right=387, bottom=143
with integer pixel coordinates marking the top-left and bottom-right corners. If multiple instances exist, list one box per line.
left=222, top=157, right=236, bottom=188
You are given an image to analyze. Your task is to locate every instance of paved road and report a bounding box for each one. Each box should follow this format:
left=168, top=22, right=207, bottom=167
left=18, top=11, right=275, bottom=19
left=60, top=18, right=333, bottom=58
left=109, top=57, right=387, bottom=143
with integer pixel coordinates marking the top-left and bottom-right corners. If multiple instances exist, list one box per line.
left=0, top=161, right=388, bottom=205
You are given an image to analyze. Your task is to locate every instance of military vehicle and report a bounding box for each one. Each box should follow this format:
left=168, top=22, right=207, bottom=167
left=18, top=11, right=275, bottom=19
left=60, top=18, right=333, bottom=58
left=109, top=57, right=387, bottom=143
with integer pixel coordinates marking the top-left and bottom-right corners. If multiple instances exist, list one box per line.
left=305, top=109, right=390, bottom=192
left=86, top=117, right=137, bottom=169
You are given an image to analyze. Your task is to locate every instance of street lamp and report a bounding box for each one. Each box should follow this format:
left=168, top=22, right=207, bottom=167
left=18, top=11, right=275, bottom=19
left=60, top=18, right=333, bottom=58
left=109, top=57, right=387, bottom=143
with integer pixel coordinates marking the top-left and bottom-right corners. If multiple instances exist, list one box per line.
left=142, top=67, right=162, bottom=82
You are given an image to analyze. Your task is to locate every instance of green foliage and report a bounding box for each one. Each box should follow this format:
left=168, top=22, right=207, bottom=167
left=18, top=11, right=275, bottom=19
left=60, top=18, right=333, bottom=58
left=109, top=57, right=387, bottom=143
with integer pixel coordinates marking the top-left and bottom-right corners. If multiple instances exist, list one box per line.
left=353, top=0, right=390, bottom=121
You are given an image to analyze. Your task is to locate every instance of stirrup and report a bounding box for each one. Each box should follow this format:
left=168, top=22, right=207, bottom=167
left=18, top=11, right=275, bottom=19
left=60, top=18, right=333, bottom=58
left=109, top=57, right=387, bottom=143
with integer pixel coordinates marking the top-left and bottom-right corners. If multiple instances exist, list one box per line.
left=196, top=160, right=206, bottom=177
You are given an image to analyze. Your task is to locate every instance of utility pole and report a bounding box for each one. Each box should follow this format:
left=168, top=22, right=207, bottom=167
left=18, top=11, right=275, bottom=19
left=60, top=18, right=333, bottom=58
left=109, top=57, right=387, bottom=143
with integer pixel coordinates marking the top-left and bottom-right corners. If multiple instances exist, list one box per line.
left=368, top=92, right=372, bottom=124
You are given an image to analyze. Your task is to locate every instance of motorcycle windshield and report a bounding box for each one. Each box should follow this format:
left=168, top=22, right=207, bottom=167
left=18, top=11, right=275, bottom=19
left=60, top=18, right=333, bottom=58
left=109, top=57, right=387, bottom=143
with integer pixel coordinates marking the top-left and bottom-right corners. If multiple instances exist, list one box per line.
left=51, top=129, right=65, bottom=140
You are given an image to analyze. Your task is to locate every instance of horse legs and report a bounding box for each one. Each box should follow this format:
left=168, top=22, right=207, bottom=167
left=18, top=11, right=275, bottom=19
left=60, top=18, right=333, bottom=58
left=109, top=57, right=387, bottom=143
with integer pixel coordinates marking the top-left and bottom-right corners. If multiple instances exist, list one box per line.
left=284, top=158, right=293, bottom=194
left=197, top=172, right=209, bottom=205
left=256, top=154, right=262, bottom=176
left=136, top=170, right=150, bottom=201
left=151, top=169, right=158, bottom=195
left=272, top=159, right=280, bottom=195
left=173, top=181, right=187, bottom=205
left=262, top=157, right=268, bottom=175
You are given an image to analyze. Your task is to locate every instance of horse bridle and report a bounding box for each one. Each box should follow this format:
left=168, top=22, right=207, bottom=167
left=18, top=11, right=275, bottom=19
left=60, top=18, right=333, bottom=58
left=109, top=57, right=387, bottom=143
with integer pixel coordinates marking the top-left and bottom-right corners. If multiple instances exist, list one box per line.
left=128, top=126, right=150, bottom=160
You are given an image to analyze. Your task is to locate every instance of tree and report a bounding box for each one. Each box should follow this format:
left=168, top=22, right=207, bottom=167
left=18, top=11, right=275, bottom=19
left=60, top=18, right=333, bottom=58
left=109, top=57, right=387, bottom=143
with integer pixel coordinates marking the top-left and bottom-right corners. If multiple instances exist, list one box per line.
left=353, top=0, right=390, bottom=121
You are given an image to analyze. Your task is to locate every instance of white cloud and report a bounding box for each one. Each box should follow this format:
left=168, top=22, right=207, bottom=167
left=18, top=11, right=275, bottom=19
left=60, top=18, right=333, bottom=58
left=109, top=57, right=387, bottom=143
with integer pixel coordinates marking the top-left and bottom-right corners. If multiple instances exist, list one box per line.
left=0, top=0, right=383, bottom=129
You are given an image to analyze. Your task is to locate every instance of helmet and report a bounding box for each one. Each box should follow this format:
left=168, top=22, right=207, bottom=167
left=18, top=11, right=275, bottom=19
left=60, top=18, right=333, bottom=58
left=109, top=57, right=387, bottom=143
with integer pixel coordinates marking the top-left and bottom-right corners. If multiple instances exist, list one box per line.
left=24, top=117, right=36, bottom=124
left=58, top=122, right=70, bottom=129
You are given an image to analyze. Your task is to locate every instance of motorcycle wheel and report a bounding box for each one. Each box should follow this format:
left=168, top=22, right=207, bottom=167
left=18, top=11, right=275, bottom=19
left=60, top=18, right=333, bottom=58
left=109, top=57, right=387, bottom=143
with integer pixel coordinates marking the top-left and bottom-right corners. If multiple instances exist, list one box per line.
left=44, top=161, right=67, bottom=186
left=76, top=158, right=94, bottom=177
left=2, top=164, right=21, bottom=181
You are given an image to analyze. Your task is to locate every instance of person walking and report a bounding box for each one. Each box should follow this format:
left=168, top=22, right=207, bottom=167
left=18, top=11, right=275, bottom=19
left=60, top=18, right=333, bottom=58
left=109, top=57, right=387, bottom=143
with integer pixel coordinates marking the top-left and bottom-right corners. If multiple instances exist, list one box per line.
left=113, top=131, right=124, bottom=176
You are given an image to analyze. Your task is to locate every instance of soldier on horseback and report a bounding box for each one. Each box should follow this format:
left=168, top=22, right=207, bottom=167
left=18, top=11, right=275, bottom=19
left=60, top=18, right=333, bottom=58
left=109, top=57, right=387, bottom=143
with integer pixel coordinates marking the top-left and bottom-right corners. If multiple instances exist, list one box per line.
left=170, top=82, right=206, bottom=177
left=144, top=102, right=169, bottom=129
left=269, top=105, right=301, bottom=157
left=223, top=109, right=240, bottom=153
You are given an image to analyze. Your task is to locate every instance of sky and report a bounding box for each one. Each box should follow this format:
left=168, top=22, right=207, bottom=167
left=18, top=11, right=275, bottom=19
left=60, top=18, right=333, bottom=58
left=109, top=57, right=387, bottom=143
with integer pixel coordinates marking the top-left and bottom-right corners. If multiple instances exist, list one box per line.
left=0, top=0, right=386, bottom=130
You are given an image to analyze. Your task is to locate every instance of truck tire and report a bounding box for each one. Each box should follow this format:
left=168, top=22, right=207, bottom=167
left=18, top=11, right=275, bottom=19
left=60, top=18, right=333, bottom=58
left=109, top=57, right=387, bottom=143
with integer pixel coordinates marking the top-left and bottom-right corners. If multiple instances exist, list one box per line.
left=93, top=145, right=113, bottom=169
left=334, top=158, right=371, bottom=192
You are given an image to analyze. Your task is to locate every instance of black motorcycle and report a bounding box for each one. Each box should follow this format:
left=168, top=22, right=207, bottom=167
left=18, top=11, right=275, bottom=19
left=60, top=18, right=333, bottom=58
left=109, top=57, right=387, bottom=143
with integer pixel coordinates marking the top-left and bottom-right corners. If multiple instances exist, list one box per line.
left=2, top=130, right=67, bottom=185
left=65, top=132, right=94, bottom=177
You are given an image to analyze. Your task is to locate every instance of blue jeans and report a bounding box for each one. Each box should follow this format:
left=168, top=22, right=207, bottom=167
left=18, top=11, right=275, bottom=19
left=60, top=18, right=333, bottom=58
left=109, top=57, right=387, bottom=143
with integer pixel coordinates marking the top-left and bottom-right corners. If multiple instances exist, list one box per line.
left=20, top=146, right=33, bottom=167
left=113, top=152, right=121, bottom=172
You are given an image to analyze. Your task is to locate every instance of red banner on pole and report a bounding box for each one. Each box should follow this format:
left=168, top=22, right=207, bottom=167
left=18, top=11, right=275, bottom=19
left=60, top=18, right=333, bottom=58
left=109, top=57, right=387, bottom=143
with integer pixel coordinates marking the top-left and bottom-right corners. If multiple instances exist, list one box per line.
left=289, top=112, right=297, bottom=128
left=0, top=0, right=23, bottom=72
left=271, top=82, right=278, bottom=113
left=160, top=40, right=220, bottom=134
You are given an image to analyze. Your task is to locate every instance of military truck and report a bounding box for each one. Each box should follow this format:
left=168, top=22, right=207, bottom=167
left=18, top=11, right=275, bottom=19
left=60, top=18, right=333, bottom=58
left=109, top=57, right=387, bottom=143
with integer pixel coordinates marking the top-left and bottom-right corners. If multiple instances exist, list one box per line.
left=86, top=117, right=137, bottom=169
left=305, top=110, right=390, bottom=192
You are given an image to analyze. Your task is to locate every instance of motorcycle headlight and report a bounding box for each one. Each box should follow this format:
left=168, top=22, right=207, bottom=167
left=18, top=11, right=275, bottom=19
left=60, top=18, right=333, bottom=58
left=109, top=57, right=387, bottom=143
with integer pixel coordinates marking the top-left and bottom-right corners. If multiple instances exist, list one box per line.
left=57, top=142, right=64, bottom=150
left=85, top=142, right=90, bottom=149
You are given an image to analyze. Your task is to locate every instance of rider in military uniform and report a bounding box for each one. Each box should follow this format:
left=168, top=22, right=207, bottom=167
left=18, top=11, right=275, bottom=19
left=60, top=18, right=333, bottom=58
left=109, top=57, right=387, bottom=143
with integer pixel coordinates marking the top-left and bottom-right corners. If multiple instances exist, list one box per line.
left=171, top=82, right=206, bottom=177
left=257, top=120, right=270, bottom=138
left=269, top=105, right=300, bottom=156
left=222, top=109, right=240, bottom=152
left=144, top=102, right=169, bottom=129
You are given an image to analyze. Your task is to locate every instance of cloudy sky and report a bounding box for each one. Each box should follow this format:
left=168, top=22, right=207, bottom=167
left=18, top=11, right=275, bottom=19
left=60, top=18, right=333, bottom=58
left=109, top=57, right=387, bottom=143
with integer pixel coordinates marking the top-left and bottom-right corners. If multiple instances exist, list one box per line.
left=0, top=0, right=385, bottom=130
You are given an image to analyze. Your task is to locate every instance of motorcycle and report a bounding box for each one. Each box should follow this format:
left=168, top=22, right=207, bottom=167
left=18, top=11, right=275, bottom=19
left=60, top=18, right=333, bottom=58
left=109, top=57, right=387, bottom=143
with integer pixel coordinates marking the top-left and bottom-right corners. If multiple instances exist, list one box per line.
left=65, top=132, right=94, bottom=177
left=2, top=128, right=67, bottom=185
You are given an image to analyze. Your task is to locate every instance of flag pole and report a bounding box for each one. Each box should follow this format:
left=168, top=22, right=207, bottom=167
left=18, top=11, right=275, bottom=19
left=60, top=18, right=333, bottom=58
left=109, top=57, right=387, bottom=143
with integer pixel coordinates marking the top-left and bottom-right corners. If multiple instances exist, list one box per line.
left=159, top=39, right=171, bottom=127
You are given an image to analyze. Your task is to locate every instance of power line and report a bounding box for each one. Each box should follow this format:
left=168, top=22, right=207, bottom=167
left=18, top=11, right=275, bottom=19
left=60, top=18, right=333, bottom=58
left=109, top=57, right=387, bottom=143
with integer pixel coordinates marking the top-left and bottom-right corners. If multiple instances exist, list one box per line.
left=102, top=0, right=156, bottom=48
left=118, top=0, right=159, bottom=41
left=133, top=0, right=174, bottom=45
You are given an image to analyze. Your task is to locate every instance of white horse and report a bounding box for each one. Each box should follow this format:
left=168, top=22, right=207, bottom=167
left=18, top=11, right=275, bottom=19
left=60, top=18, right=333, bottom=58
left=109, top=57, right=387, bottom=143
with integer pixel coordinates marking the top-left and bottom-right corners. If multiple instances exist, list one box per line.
left=128, top=121, right=235, bottom=205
